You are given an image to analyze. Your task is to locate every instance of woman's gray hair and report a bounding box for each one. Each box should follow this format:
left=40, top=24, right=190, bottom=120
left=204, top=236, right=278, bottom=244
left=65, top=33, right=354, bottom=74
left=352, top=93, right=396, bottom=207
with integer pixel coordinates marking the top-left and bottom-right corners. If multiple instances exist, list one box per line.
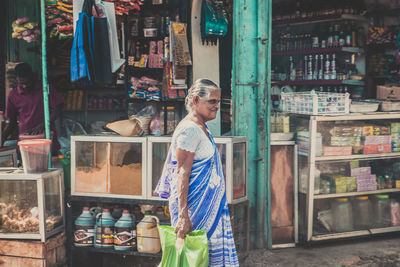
left=185, top=79, right=220, bottom=112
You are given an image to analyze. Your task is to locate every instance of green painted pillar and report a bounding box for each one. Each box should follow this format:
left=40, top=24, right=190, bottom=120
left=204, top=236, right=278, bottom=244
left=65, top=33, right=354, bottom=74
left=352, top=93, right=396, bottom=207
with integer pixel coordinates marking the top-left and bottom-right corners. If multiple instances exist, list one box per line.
left=256, top=0, right=272, bottom=249
left=40, top=0, right=51, bottom=166
left=232, top=0, right=272, bottom=248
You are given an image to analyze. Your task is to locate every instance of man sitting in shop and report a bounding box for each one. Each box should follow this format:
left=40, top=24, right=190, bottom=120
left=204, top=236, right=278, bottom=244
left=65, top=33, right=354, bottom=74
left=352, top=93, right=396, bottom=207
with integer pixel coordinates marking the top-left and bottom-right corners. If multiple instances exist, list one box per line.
left=2, top=63, right=63, bottom=153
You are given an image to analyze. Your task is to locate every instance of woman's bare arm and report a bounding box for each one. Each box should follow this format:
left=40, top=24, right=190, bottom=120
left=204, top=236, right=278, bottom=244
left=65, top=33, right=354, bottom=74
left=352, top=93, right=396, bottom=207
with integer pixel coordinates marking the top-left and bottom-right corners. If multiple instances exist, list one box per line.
left=174, top=148, right=195, bottom=239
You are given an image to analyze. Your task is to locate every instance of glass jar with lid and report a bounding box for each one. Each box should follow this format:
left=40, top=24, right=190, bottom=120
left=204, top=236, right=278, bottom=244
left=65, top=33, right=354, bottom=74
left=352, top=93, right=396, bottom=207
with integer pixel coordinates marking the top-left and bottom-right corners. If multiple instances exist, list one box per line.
left=352, top=196, right=372, bottom=230
left=373, top=194, right=391, bottom=228
left=332, top=198, right=353, bottom=232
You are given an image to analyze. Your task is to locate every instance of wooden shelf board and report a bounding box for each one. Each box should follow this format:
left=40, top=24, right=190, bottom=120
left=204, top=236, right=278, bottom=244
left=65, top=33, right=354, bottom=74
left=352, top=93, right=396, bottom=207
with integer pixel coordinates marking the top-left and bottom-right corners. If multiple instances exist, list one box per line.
left=314, top=188, right=400, bottom=199
left=272, top=80, right=365, bottom=86
left=272, top=47, right=364, bottom=56
left=315, top=152, right=400, bottom=161
left=310, top=226, right=400, bottom=241
left=273, top=14, right=368, bottom=27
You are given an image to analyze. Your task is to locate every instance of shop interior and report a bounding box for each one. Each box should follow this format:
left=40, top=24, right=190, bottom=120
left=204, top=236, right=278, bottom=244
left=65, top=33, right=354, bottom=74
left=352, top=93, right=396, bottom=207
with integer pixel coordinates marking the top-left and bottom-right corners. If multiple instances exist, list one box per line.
left=270, top=0, right=400, bottom=244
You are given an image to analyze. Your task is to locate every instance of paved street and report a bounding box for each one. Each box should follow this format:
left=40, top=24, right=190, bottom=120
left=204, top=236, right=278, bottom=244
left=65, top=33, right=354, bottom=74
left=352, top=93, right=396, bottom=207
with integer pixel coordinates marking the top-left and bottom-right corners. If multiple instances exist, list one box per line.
left=243, top=235, right=400, bottom=267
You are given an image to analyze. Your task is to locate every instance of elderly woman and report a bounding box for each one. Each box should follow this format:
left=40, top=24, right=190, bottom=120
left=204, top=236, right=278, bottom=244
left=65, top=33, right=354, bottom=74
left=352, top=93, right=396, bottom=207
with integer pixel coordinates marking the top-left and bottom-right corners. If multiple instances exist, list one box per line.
left=155, top=79, right=239, bottom=266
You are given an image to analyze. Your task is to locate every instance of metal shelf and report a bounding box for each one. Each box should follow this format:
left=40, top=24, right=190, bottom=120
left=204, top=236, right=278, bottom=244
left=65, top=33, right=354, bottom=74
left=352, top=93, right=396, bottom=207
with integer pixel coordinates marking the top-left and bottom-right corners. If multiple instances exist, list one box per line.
left=311, top=226, right=400, bottom=241
left=71, top=246, right=162, bottom=258
left=314, top=188, right=400, bottom=199
left=272, top=47, right=364, bottom=56
left=273, top=14, right=369, bottom=27
left=68, top=195, right=168, bottom=205
left=286, top=112, right=400, bottom=121
left=315, top=152, right=400, bottom=161
left=272, top=80, right=365, bottom=86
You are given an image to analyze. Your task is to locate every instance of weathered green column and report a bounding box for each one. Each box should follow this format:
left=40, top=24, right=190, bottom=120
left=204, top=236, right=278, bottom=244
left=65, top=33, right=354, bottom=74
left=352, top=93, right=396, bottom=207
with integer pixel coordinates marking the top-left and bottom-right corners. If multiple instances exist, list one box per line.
left=40, top=0, right=51, bottom=166
left=232, top=0, right=272, bottom=248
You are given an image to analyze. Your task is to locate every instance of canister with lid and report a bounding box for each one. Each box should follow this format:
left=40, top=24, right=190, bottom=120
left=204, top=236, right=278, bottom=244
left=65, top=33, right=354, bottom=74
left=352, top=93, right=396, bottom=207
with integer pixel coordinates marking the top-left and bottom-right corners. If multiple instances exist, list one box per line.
left=332, top=198, right=353, bottom=232
left=352, top=196, right=372, bottom=230
left=373, top=194, right=391, bottom=228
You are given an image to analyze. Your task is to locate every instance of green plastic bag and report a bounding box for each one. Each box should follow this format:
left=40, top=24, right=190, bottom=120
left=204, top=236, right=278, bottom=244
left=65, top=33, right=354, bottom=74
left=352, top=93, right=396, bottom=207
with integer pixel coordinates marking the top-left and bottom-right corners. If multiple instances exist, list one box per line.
left=158, top=225, right=209, bottom=267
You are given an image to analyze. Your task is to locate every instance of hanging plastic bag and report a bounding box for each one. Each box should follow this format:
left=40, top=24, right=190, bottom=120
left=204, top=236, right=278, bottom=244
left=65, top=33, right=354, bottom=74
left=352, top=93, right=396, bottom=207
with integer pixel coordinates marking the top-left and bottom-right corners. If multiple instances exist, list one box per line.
left=158, top=225, right=209, bottom=267
left=103, top=2, right=125, bottom=73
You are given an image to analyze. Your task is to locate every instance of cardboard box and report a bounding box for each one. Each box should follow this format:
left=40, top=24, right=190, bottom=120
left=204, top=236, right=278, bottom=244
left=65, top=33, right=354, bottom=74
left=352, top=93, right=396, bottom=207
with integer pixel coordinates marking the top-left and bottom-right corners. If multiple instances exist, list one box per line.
left=377, top=85, right=400, bottom=100
left=331, top=126, right=363, bottom=137
left=363, top=144, right=391, bottom=154
left=331, top=136, right=361, bottom=146
left=350, top=167, right=371, bottom=177
left=363, top=135, right=392, bottom=145
left=391, top=123, right=400, bottom=133
left=323, top=146, right=353, bottom=156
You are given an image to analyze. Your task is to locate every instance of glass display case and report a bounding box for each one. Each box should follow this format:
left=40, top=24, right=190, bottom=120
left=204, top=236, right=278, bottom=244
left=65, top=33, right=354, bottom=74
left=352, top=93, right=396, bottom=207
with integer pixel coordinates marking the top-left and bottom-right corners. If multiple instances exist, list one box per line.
left=0, top=147, right=17, bottom=167
left=71, top=136, right=147, bottom=199
left=0, top=168, right=64, bottom=241
left=147, top=136, right=248, bottom=204
left=291, top=113, right=400, bottom=242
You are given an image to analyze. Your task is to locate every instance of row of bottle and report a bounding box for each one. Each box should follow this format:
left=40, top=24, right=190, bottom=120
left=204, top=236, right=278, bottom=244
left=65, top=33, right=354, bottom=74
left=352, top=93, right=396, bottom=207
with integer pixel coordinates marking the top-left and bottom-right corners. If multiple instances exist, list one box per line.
left=287, top=54, right=357, bottom=81
left=273, top=0, right=365, bottom=22
left=274, top=21, right=363, bottom=52
left=330, top=195, right=400, bottom=233
left=73, top=207, right=161, bottom=254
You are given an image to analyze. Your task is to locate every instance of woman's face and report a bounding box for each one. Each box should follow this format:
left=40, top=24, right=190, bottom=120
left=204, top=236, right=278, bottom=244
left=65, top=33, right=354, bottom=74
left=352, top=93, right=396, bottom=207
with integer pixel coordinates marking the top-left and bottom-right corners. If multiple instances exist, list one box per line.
left=193, top=89, right=221, bottom=122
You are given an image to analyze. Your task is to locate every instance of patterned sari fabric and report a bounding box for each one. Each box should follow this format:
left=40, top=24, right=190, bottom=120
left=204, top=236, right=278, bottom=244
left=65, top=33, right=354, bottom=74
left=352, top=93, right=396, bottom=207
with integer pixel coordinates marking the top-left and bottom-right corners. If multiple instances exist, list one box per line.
left=155, top=129, right=239, bottom=267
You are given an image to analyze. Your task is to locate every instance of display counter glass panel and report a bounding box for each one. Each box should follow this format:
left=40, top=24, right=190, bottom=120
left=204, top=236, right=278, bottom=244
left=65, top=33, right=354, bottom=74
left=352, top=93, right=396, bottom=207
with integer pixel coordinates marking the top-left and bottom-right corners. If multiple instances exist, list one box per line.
left=0, top=169, right=64, bottom=241
left=0, top=179, right=39, bottom=234
left=72, top=136, right=147, bottom=199
left=44, top=172, right=63, bottom=232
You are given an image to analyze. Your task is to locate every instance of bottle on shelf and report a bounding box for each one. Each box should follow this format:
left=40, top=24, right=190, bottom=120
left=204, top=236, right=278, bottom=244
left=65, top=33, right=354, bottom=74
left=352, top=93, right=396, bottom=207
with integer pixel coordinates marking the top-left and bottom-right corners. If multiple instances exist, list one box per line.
left=331, top=53, right=337, bottom=80
left=327, top=24, right=334, bottom=48
left=312, top=25, right=320, bottom=49
left=344, top=21, right=352, bottom=47
left=304, top=55, right=308, bottom=80
left=308, top=54, right=313, bottom=80
left=351, top=21, right=357, bottom=47
left=333, top=23, right=340, bottom=47
left=296, top=59, right=304, bottom=80
left=324, top=54, right=331, bottom=80
left=319, top=54, right=324, bottom=80
left=313, top=54, right=319, bottom=80
left=289, top=56, right=296, bottom=81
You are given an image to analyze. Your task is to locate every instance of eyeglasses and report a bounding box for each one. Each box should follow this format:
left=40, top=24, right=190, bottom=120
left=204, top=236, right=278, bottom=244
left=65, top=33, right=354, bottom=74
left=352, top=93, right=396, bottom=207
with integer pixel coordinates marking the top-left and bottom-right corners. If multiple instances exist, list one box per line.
left=204, top=99, right=220, bottom=106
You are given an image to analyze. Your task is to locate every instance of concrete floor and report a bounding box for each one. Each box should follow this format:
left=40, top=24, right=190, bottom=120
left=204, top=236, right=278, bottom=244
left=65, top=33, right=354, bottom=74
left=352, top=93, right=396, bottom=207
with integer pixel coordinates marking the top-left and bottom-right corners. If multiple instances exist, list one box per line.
left=242, top=235, right=400, bottom=267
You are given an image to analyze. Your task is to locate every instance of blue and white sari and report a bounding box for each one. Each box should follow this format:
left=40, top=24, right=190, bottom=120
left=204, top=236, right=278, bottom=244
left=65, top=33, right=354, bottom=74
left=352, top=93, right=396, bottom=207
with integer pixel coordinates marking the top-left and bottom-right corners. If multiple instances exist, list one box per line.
left=155, top=128, right=239, bottom=267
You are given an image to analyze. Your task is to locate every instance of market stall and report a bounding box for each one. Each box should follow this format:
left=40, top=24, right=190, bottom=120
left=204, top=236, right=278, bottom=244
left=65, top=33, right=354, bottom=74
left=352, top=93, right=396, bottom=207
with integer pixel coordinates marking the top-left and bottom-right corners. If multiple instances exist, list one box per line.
left=270, top=0, right=400, bottom=244
left=67, top=135, right=250, bottom=264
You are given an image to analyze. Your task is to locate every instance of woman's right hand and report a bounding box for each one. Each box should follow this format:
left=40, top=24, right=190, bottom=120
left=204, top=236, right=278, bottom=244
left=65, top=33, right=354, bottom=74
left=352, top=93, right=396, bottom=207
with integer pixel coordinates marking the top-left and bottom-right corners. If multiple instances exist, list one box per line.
left=174, top=214, right=192, bottom=239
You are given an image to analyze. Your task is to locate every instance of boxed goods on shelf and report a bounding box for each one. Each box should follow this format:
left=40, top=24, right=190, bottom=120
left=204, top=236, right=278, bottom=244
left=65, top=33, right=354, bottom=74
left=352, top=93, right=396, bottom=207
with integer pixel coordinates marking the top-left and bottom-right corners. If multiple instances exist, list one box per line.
left=296, top=131, right=322, bottom=156
left=330, top=136, right=361, bottom=146
left=363, top=135, right=392, bottom=145
left=363, top=144, right=392, bottom=154
left=377, top=86, right=400, bottom=100
left=323, top=146, right=352, bottom=156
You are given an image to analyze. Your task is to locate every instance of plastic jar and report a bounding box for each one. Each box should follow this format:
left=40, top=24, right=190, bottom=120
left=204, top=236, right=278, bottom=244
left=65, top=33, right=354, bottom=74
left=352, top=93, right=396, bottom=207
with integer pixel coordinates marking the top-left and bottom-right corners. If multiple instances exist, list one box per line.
left=352, top=196, right=372, bottom=230
left=332, top=198, right=353, bottom=232
left=391, top=199, right=400, bottom=226
left=373, top=194, right=391, bottom=228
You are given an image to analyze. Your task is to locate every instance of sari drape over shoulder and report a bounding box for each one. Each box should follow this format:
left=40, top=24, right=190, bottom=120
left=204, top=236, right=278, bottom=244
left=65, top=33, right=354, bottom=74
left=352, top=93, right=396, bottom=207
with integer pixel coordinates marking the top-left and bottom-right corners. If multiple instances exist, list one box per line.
left=155, top=128, right=239, bottom=267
